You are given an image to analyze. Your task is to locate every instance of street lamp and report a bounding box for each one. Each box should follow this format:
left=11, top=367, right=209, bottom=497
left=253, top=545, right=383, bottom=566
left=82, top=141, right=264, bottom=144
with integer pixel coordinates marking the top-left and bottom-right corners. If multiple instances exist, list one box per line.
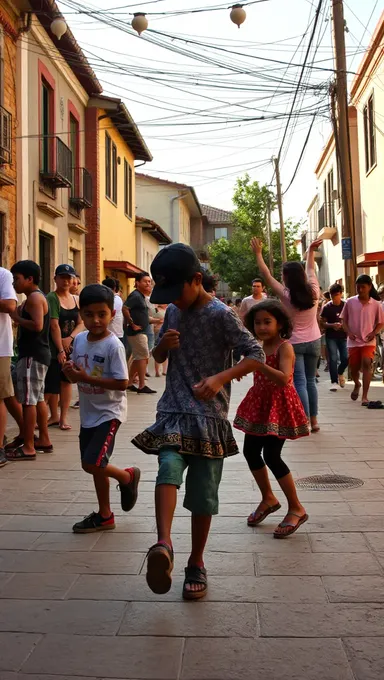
left=50, top=16, right=67, bottom=40
left=132, top=13, right=148, bottom=35
left=230, top=4, right=246, bottom=28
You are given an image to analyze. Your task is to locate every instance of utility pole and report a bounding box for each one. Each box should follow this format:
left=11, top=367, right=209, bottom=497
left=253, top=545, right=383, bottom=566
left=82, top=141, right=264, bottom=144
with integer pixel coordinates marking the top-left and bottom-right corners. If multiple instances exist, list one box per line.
left=267, top=201, right=274, bottom=275
left=273, top=156, right=287, bottom=262
left=332, top=0, right=357, bottom=296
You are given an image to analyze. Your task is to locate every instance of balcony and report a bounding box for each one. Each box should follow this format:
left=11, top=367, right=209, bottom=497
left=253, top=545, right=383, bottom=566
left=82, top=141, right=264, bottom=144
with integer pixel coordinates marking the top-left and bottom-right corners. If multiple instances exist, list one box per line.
left=318, top=202, right=337, bottom=239
left=0, top=105, right=11, bottom=166
left=40, top=137, right=72, bottom=189
left=302, top=230, right=322, bottom=261
left=70, top=168, right=92, bottom=209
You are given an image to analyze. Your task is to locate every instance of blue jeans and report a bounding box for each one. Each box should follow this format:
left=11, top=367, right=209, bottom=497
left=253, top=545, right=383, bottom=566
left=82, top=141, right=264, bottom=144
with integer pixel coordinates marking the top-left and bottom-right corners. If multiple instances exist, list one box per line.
left=292, top=339, right=321, bottom=418
left=326, top=337, right=348, bottom=385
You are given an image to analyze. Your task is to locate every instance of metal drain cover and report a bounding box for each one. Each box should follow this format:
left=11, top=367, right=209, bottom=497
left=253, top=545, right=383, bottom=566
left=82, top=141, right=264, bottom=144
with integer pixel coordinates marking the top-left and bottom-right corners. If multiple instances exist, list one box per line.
left=296, top=474, right=364, bottom=490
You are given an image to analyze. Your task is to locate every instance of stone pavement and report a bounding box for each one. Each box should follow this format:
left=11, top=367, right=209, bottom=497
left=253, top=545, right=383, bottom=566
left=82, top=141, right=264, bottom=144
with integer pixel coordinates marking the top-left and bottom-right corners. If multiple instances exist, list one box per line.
left=1, top=373, right=384, bottom=680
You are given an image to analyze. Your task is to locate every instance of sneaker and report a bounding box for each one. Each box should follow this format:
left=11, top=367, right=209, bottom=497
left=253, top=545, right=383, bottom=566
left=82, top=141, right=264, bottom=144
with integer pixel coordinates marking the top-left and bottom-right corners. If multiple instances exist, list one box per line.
left=127, top=385, right=139, bottom=393
left=118, top=467, right=141, bottom=512
left=137, top=386, right=157, bottom=395
left=0, top=449, right=7, bottom=468
left=71, top=400, right=80, bottom=409
left=330, top=383, right=339, bottom=391
left=72, top=511, right=115, bottom=533
left=338, top=375, right=346, bottom=388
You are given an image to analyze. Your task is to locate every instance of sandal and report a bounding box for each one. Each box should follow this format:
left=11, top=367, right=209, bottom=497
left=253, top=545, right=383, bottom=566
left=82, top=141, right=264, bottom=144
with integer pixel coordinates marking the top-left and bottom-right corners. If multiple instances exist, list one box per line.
left=34, top=444, right=54, bottom=453
left=351, top=384, right=361, bottom=401
left=367, top=401, right=384, bottom=409
left=6, top=446, right=36, bottom=461
left=247, top=502, right=281, bottom=527
left=274, top=512, right=308, bottom=539
left=183, top=565, right=208, bottom=601
left=146, top=542, right=174, bottom=594
left=59, top=424, right=72, bottom=431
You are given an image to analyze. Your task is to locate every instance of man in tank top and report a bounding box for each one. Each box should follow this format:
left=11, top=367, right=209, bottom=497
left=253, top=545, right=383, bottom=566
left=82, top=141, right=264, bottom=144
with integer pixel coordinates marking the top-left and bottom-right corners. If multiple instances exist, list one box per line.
left=7, top=260, right=52, bottom=461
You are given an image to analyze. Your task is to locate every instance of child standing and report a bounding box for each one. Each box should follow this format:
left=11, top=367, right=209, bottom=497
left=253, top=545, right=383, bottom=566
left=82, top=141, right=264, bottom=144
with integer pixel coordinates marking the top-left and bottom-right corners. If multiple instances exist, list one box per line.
left=63, top=284, right=140, bottom=533
left=341, top=274, right=384, bottom=405
left=132, top=243, right=264, bottom=600
left=234, top=300, right=309, bottom=538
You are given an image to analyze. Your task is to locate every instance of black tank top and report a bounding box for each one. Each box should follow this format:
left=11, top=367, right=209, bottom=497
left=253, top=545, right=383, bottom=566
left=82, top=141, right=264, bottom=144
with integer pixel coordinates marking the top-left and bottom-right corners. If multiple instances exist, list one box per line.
left=18, top=290, right=51, bottom=366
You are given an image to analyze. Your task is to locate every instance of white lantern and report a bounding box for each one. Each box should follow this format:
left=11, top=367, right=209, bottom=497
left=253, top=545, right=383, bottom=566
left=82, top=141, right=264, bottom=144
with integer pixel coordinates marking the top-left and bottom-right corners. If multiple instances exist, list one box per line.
left=132, top=13, right=148, bottom=36
left=50, top=17, right=67, bottom=40
left=230, top=4, right=246, bottom=28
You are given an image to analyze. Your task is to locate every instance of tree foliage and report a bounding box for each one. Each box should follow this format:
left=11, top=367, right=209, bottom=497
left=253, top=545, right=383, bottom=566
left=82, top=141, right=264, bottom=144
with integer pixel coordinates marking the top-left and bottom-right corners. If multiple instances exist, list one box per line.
left=208, top=174, right=302, bottom=295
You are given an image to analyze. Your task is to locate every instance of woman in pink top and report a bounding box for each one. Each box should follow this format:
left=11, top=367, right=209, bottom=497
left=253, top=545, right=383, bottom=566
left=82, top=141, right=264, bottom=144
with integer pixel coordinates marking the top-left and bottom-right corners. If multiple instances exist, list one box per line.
left=251, top=237, right=322, bottom=432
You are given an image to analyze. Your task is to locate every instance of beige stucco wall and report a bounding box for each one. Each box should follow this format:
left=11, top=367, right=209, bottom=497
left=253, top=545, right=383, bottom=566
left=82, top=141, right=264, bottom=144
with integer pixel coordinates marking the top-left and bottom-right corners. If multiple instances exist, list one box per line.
left=136, top=178, right=195, bottom=244
left=353, top=57, right=384, bottom=258
left=23, top=22, right=88, bottom=285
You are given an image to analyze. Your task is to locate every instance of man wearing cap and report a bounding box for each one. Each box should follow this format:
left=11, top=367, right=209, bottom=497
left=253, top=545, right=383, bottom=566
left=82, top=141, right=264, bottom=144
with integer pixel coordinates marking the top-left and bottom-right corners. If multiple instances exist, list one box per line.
left=132, top=243, right=265, bottom=600
left=124, top=272, right=156, bottom=395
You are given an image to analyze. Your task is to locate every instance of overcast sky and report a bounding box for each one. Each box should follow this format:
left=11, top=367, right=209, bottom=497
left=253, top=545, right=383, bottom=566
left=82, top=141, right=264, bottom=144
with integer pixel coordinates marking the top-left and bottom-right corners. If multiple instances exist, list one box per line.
left=58, top=0, right=382, bottom=227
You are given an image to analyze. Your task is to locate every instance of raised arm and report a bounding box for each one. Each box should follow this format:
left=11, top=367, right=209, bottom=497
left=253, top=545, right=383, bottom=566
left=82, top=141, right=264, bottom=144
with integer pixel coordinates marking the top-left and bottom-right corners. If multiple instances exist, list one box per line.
left=250, top=237, right=285, bottom=299
left=306, top=239, right=323, bottom=279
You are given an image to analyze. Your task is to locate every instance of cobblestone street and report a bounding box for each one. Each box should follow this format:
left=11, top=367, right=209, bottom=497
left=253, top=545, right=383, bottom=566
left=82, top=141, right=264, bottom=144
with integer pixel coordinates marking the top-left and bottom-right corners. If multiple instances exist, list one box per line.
left=1, top=374, right=384, bottom=679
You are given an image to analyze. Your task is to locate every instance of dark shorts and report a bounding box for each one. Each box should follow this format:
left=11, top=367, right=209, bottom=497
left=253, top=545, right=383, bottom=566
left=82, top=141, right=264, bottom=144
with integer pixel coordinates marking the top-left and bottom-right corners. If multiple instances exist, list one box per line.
left=45, top=357, right=70, bottom=394
left=79, top=419, right=120, bottom=468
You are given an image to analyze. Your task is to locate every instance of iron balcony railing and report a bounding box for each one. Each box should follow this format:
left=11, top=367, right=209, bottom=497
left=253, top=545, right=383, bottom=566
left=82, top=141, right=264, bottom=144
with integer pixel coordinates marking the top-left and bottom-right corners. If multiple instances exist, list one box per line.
left=318, top=202, right=336, bottom=231
left=40, top=136, right=72, bottom=188
left=0, top=105, right=11, bottom=165
left=70, top=167, right=92, bottom=209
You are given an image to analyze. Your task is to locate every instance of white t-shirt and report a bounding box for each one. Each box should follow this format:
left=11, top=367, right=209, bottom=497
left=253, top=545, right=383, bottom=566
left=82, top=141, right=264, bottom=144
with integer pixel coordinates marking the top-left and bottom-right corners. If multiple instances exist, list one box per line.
left=0, top=267, right=17, bottom=357
left=108, top=294, right=124, bottom=339
left=72, top=331, right=128, bottom=428
left=239, top=294, right=266, bottom=320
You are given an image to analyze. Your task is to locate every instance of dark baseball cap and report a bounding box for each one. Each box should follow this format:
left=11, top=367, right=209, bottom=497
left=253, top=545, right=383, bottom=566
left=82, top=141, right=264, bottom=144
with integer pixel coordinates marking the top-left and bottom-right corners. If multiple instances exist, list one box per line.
left=150, top=243, right=201, bottom=304
left=55, top=264, right=76, bottom=277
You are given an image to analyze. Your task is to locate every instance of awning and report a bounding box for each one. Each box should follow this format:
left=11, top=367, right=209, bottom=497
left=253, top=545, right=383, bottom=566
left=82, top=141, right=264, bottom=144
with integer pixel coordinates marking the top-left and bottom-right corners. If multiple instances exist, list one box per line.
left=104, top=260, right=145, bottom=277
left=136, top=217, right=172, bottom=245
left=356, top=251, right=384, bottom=268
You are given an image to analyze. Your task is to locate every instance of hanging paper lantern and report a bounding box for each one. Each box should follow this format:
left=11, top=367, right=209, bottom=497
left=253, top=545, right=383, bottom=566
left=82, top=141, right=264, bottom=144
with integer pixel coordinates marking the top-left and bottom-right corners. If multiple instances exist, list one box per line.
left=132, top=13, right=148, bottom=36
left=50, top=17, right=67, bottom=40
left=230, top=5, right=246, bottom=28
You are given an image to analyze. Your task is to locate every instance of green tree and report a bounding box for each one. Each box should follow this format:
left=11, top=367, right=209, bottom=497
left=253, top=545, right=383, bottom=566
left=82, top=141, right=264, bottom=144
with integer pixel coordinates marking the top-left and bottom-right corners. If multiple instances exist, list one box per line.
left=208, top=175, right=302, bottom=295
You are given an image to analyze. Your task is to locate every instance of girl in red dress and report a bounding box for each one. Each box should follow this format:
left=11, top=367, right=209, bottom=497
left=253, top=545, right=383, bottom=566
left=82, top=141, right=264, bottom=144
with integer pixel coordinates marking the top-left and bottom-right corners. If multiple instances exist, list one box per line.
left=234, top=300, right=309, bottom=538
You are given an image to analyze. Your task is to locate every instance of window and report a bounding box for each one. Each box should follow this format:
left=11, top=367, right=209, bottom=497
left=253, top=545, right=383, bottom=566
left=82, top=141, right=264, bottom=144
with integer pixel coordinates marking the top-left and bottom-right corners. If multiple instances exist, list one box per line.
left=214, top=227, right=228, bottom=240
left=39, top=231, right=53, bottom=294
left=363, top=94, right=376, bottom=173
left=105, top=132, right=111, bottom=199
left=112, top=143, right=117, bottom=204
left=124, top=159, right=133, bottom=218
left=69, top=114, right=79, bottom=196
left=41, top=79, right=53, bottom=173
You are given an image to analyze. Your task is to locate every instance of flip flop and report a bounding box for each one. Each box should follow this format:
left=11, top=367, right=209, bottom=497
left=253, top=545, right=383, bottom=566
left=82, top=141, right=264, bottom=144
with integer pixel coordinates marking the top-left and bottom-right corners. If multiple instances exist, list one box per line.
left=146, top=542, right=174, bottom=594
left=247, top=502, right=281, bottom=526
left=367, top=401, right=384, bottom=409
left=351, top=384, right=361, bottom=401
left=35, top=444, right=54, bottom=453
left=48, top=421, right=60, bottom=428
left=6, top=446, right=36, bottom=461
left=311, top=426, right=320, bottom=433
left=273, top=512, right=309, bottom=539
left=183, top=565, right=208, bottom=601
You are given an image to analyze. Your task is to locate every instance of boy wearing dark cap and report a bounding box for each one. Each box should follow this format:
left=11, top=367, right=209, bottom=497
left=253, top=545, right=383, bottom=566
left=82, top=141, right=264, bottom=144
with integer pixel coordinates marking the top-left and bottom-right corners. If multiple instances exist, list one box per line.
left=132, top=243, right=265, bottom=600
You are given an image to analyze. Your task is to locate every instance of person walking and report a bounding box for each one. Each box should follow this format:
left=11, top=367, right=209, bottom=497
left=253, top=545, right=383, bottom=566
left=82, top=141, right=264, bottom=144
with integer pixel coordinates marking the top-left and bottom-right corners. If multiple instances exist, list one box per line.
left=0, top=266, right=17, bottom=466
left=251, top=237, right=322, bottom=433
left=124, top=273, right=156, bottom=395
left=320, top=284, right=348, bottom=391
left=7, top=261, right=52, bottom=461
left=234, top=300, right=309, bottom=537
left=132, top=243, right=265, bottom=600
left=63, top=284, right=140, bottom=533
left=239, top=277, right=265, bottom=320
left=102, top=278, right=124, bottom=342
left=44, top=264, right=84, bottom=430
left=341, top=274, right=384, bottom=406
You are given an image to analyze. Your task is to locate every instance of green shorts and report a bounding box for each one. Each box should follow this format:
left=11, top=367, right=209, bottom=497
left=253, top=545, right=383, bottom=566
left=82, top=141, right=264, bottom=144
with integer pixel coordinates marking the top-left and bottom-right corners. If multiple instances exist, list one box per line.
left=156, top=448, right=224, bottom=515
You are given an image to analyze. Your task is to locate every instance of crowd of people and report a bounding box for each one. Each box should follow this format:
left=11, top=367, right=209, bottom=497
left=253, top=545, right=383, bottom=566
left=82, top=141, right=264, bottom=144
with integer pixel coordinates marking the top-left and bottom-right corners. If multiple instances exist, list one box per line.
left=1, top=239, right=384, bottom=600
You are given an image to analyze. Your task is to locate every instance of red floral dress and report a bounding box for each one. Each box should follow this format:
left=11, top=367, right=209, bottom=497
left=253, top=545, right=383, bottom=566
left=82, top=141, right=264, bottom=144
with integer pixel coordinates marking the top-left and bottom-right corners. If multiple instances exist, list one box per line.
left=234, top=341, right=309, bottom=440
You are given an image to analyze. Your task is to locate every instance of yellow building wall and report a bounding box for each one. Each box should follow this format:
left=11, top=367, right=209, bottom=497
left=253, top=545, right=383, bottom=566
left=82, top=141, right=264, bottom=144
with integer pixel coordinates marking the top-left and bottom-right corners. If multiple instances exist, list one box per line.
left=99, top=116, right=136, bottom=296
left=179, top=199, right=191, bottom=245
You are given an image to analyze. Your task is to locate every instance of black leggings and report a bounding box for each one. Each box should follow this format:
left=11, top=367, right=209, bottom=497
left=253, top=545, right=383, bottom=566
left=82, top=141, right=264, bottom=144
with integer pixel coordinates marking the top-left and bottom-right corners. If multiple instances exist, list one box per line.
left=243, top=434, right=290, bottom=480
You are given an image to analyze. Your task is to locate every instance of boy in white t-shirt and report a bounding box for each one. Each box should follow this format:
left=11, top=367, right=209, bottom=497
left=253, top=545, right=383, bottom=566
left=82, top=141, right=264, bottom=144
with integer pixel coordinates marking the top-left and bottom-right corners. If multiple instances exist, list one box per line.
left=0, top=267, right=18, bottom=466
left=63, top=284, right=140, bottom=533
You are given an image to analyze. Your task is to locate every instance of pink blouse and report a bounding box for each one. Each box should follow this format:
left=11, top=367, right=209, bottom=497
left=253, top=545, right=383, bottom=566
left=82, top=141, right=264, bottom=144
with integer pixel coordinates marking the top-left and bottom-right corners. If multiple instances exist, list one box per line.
left=281, top=275, right=321, bottom=345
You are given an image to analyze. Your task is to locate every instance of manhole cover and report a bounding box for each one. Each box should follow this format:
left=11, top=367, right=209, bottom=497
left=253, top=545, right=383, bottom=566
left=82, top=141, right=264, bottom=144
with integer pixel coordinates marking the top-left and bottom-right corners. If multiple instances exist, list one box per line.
left=296, top=474, right=364, bottom=490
